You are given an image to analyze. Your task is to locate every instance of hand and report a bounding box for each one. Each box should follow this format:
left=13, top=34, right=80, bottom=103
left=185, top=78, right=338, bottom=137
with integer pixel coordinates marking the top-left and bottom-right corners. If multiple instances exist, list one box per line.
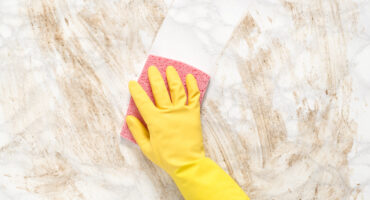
left=126, top=66, right=204, bottom=175
left=126, top=65, right=249, bottom=200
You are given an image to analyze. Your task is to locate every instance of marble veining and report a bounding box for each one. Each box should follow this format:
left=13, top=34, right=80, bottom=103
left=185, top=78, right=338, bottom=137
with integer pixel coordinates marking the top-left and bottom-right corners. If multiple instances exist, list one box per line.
left=1, top=0, right=369, bottom=199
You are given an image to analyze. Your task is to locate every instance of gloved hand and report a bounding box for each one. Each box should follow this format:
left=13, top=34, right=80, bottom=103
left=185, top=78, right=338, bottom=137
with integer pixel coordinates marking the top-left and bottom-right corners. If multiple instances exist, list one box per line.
left=126, top=66, right=249, bottom=200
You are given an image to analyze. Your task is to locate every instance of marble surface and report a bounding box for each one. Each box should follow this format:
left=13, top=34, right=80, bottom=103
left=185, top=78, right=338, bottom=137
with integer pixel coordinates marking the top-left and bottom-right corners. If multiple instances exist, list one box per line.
left=0, top=0, right=369, bottom=199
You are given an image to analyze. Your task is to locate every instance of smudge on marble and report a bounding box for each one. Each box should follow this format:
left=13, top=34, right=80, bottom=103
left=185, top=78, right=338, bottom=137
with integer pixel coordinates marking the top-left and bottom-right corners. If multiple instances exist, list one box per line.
left=1, top=0, right=366, bottom=199
left=203, top=0, right=359, bottom=199
left=0, top=0, right=179, bottom=199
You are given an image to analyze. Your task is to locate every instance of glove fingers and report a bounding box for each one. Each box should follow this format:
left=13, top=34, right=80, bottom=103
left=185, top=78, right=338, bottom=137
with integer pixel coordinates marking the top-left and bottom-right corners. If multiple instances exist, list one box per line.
left=126, top=115, right=152, bottom=157
left=148, top=66, right=171, bottom=108
left=166, top=66, right=186, bottom=105
left=129, top=81, right=156, bottom=121
left=186, top=74, right=200, bottom=106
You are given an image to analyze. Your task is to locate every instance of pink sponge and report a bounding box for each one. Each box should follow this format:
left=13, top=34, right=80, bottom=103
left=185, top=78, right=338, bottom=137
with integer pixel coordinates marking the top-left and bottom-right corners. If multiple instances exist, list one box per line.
left=121, top=55, right=210, bottom=143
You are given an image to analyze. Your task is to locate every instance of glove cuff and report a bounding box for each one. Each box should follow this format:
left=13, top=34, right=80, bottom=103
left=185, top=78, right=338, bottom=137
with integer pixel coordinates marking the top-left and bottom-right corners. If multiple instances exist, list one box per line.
left=170, top=157, right=249, bottom=200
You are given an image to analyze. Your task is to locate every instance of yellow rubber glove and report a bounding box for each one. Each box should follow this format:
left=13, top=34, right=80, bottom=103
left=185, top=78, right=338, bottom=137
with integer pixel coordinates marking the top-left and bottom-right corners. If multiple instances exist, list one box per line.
left=126, top=66, right=249, bottom=200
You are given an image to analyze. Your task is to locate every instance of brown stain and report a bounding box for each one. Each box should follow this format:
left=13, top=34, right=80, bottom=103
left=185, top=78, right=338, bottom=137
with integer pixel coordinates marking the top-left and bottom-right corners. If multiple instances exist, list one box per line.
left=282, top=0, right=358, bottom=167
left=204, top=101, right=239, bottom=177
left=2, top=0, right=358, bottom=199
left=24, top=0, right=172, bottom=198
left=22, top=152, right=84, bottom=198
left=287, top=153, right=304, bottom=167
left=76, top=0, right=166, bottom=74
left=232, top=15, right=260, bottom=48
left=27, top=0, right=123, bottom=165
left=208, top=0, right=359, bottom=199
left=202, top=100, right=253, bottom=191
left=237, top=47, right=288, bottom=166
left=226, top=15, right=288, bottom=167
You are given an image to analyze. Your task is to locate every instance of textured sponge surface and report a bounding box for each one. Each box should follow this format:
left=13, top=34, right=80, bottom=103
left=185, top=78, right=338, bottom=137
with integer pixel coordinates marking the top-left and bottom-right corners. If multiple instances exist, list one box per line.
left=121, top=55, right=210, bottom=143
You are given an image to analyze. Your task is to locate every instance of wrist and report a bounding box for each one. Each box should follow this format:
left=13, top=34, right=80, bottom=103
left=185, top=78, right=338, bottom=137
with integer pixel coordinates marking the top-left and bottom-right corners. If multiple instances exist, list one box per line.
left=169, top=157, right=249, bottom=200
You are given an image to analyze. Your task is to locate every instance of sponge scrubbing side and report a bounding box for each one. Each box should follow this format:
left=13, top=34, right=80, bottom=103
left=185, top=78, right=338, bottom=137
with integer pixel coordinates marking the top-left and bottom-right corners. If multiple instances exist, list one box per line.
left=121, top=55, right=210, bottom=143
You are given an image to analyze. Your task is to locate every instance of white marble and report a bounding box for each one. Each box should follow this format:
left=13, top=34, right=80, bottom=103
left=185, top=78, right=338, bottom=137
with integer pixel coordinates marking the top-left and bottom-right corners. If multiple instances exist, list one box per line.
left=151, top=0, right=250, bottom=73
left=0, top=0, right=369, bottom=199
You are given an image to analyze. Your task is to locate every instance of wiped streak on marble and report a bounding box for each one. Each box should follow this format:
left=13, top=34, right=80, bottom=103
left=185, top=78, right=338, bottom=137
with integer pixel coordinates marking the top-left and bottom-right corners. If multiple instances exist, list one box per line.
left=202, top=0, right=360, bottom=199
left=0, top=0, right=181, bottom=199
left=1, top=0, right=368, bottom=199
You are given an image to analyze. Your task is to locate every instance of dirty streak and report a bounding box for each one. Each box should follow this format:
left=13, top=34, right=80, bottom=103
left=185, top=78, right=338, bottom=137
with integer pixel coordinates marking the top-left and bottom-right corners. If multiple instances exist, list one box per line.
left=206, top=0, right=359, bottom=199
left=22, top=0, right=172, bottom=198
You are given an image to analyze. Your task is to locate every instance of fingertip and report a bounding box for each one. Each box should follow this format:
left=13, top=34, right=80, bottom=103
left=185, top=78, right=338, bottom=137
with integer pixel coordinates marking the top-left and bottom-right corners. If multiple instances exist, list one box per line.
left=148, top=65, right=161, bottom=79
left=148, top=65, right=157, bottom=74
left=126, top=115, right=138, bottom=130
left=128, top=81, right=140, bottom=95
left=166, top=65, right=176, bottom=74
left=126, top=115, right=134, bottom=123
left=166, top=66, right=187, bottom=105
left=148, top=65, right=172, bottom=108
left=125, top=116, right=151, bottom=154
left=186, top=74, right=200, bottom=106
left=128, top=80, right=136, bottom=88
left=126, top=115, right=146, bottom=134
left=128, top=80, right=135, bottom=85
left=127, top=80, right=156, bottom=119
left=186, top=73, right=195, bottom=82
left=186, top=73, right=199, bottom=90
